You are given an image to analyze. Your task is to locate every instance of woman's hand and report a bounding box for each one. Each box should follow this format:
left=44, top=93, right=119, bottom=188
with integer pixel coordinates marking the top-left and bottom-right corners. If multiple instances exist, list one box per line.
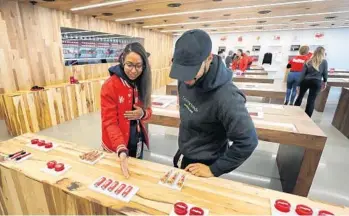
left=118, top=152, right=130, bottom=178
left=124, top=105, right=144, bottom=120
left=321, top=82, right=327, bottom=91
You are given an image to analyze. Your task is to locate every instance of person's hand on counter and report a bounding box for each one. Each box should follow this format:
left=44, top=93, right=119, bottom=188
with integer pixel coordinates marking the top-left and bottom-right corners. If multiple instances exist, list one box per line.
left=185, top=163, right=214, bottom=178
left=118, top=152, right=130, bottom=178
left=124, top=105, right=144, bottom=120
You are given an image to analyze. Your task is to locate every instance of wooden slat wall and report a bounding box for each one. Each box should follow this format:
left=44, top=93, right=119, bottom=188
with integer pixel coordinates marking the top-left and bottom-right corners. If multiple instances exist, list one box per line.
left=0, top=0, right=173, bottom=93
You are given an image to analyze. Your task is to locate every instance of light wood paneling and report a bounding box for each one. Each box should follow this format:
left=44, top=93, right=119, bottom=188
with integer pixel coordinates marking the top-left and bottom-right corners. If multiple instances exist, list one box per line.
left=1, top=134, right=348, bottom=215
left=16, top=0, right=349, bottom=33
left=0, top=0, right=173, bottom=93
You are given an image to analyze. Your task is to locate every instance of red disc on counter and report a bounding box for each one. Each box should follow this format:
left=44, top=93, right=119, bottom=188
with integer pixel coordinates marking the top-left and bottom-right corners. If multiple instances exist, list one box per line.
left=189, top=207, right=205, bottom=216
left=274, top=199, right=291, bottom=213
left=318, top=210, right=334, bottom=216
left=174, top=202, right=188, bottom=215
left=47, top=160, right=56, bottom=169
left=55, top=163, right=65, bottom=172
left=296, top=204, right=313, bottom=215
left=38, top=140, right=46, bottom=147
left=45, top=142, right=53, bottom=149
left=31, top=139, right=39, bottom=144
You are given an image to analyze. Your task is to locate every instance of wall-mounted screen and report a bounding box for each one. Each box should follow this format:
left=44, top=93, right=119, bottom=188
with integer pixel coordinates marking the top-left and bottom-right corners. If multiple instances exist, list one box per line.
left=290, top=45, right=300, bottom=51
left=252, top=45, right=261, bottom=51
left=60, top=27, right=144, bottom=66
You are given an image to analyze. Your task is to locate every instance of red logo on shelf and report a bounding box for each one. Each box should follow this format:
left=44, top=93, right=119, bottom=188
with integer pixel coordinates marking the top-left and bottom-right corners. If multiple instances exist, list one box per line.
left=220, top=36, right=227, bottom=41
left=315, top=32, right=324, bottom=39
left=273, top=35, right=281, bottom=41
left=238, top=36, right=243, bottom=42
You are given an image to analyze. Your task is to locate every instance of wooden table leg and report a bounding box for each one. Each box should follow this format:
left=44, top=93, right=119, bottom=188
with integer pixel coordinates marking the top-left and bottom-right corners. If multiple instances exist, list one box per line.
left=332, top=88, right=349, bottom=139
left=315, top=85, right=331, bottom=112
left=277, top=145, right=323, bottom=197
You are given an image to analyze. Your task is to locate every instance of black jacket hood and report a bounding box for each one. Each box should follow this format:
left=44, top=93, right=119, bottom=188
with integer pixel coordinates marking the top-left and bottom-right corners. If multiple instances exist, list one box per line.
left=193, top=55, right=233, bottom=92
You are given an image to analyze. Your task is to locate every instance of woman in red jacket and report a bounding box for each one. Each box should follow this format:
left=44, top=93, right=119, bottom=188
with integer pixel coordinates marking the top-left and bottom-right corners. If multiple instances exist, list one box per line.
left=101, top=42, right=152, bottom=178
left=231, top=49, right=248, bottom=72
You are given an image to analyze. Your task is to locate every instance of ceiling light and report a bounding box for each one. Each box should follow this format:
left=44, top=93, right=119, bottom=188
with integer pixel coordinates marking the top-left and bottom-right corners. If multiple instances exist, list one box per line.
left=115, top=0, right=324, bottom=22
left=167, top=3, right=182, bottom=8
left=136, top=21, right=144, bottom=25
left=258, top=10, right=272, bottom=14
left=71, top=0, right=131, bottom=11
left=325, top=16, right=337, bottom=19
left=257, top=20, right=267, bottom=23
left=102, top=13, right=114, bottom=16
left=189, top=16, right=199, bottom=20
left=144, top=10, right=349, bottom=28
left=135, top=8, right=142, bottom=12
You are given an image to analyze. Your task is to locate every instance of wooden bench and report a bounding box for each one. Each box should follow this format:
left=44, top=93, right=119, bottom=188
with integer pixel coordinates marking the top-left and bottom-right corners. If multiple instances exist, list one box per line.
left=332, top=87, right=349, bottom=139
left=1, top=133, right=347, bottom=215
left=149, top=95, right=327, bottom=197
left=315, top=78, right=349, bottom=112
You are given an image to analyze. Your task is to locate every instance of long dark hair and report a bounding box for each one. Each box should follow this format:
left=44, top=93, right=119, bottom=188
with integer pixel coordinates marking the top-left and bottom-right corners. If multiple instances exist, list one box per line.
left=119, top=42, right=152, bottom=108
left=234, top=49, right=243, bottom=61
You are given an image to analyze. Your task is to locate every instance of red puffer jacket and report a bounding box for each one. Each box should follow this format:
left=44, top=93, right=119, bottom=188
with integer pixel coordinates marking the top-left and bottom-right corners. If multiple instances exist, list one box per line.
left=231, top=56, right=249, bottom=72
left=101, top=75, right=152, bottom=154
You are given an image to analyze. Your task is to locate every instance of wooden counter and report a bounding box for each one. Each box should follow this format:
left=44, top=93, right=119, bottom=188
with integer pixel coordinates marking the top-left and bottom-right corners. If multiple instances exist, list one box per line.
left=315, top=78, right=349, bottom=112
left=328, top=72, right=349, bottom=78
left=334, top=69, right=349, bottom=73
left=233, top=74, right=274, bottom=84
left=1, top=134, right=347, bottom=215
left=245, top=70, right=268, bottom=76
left=149, top=95, right=327, bottom=197
left=249, top=65, right=264, bottom=70
left=166, top=82, right=286, bottom=104
left=332, top=88, right=349, bottom=139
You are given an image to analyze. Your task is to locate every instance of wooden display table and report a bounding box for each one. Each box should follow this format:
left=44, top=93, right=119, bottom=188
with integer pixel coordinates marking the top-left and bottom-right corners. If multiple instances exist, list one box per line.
left=1, top=134, right=347, bottom=215
left=233, top=74, right=274, bottom=84
left=328, top=72, right=349, bottom=78
left=334, top=69, right=349, bottom=73
left=0, top=78, right=107, bottom=136
left=249, top=65, right=264, bottom=70
left=245, top=70, right=268, bottom=76
left=165, top=82, right=285, bottom=104
left=332, top=88, right=349, bottom=139
left=315, top=78, right=349, bottom=112
left=150, top=95, right=327, bottom=197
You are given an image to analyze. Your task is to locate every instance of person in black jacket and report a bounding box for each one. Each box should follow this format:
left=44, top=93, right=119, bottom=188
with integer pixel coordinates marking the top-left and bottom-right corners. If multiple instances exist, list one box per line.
left=294, top=46, right=328, bottom=117
left=225, top=50, right=235, bottom=68
left=169, top=29, right=258, bottom=178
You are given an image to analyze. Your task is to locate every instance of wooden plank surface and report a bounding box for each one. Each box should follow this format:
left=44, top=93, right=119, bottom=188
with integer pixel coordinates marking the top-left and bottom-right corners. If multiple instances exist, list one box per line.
left=0, top=0, right=173, bottom=93
left=0, top=133, right=347, bottom=215
left=233, top=74, right=274, bottom=84
left=332, top=88, right=349, bottom=139
left=245, top=70, right=268, bottom=76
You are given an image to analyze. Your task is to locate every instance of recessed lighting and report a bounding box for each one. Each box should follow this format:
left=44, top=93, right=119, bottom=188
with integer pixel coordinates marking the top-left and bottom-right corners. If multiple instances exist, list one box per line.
left=310, top=24, right=320, bottom=26
left=144, top=10, right=349, bottom=28
left=203, top=24, right=210, bottom=27
left=256, top=27, right=264, bottom=29
left=291, top=19, right=298, bottom=21
left=115, top=0, right=324, bottom=22
left=181, top=26, right=184, bottom=28
left=135, top=8, right=142, bottom=12
left=306, top=7, right=311, bottom=10
left=102, top=13, right=113, bottom=16
left=223, top=14, right=231, bottom=17
left=258, top=10, right=272, bottom=14
left=167, top=3, right=181, bottom=8
left=164, top=20, right=168, bottom=22
left=189, top=16, right=199, bottom=20
left=325, top=16, right=337, bottom=19
left=71, top=0, right=131, bottom=11
left=136, top=21, right=144, bottom=25
left=257, top=20, right=267, bottom=23
left=158, top=28, right=164, bottom=30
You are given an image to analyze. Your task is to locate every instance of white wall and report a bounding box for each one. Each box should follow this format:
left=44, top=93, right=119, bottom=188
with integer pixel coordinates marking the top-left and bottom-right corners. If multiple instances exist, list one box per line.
left=174, top=28, right=349, bottom=79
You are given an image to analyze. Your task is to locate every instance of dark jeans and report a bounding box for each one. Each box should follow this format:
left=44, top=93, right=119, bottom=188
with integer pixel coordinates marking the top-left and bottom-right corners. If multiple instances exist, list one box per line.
left=285, top=72, right=302, bottom=104
left=294, top=79, right=322, bottom=117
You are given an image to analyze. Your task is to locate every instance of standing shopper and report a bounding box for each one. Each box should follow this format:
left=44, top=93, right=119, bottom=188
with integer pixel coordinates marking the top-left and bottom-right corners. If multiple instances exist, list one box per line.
left=284, top=46, right=311, bottom=105
left=170, top=29, right=258, bottom=178
left=231, top=49, right=248, bottom=72
left=225, top=50, right=235, bottom=68
left=294, top=47, right=328, bottom=117
left=101, top=42, right=152, bottom=178
left=245, top=51, right=254, bottom=69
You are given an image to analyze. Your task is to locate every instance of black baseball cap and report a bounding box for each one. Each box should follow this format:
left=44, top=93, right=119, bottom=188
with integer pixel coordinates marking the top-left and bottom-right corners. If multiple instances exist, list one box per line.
left=170, top=29, right=212, bottom=81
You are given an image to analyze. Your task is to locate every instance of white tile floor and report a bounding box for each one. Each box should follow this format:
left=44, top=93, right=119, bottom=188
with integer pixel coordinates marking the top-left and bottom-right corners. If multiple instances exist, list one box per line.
left=0, top=86, right=348, bottom=207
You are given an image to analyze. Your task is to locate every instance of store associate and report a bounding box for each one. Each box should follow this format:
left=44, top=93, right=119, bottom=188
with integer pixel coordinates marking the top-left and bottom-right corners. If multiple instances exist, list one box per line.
left=170, top=30, right=258, bottom=177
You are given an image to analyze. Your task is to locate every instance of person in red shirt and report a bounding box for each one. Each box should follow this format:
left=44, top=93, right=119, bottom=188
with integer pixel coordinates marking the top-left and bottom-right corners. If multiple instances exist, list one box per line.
left=101, top=42, right=152, bottom=178
left=245, top=51, right=254, bottom=69
left=231, top=49, right=248, bottom=72
left=284, top=46, right=311, bottom=105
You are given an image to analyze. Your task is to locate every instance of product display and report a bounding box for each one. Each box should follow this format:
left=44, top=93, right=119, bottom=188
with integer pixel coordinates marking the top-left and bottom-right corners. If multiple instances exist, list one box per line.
left=79, top=151, right=104, bottom=165
left=170, top=201, right=209, bottom=216
left=5, top=150, right=32, bottom=163
left=27, top=139, right=59, bottom=152
left=41, top=160, right=71, bottom=176
left=271, top=199, right=334, bottom=216
left=159, top=170, right=186, bottom=191
left=89, top=176, right=139, bottom=203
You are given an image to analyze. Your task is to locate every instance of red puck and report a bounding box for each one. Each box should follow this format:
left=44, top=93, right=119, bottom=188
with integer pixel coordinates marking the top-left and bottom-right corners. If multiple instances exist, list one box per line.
left=318, top=210, right=334, bottom=216
left=189, top=207, right=205, bottom=215
left=38, top=140, right=46, bottom=147
left=47, top=160, right=56, bottom=169
left=31, top=139, right=39, bottom=144
left=45, top=142, right=53, bottom=149
left=54, top=163, right=65, bottom=172
left=296, top=204, right=313, bottom=215
left=274, top=199, right=291, bottom=213
left=174, top=202, right=188, bottom=215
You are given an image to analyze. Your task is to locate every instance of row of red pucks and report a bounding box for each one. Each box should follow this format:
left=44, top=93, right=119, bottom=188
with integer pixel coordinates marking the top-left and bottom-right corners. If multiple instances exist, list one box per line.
left=31, top=139, right=53, bottom=149
left=275, top=199, right=334, bottom=215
